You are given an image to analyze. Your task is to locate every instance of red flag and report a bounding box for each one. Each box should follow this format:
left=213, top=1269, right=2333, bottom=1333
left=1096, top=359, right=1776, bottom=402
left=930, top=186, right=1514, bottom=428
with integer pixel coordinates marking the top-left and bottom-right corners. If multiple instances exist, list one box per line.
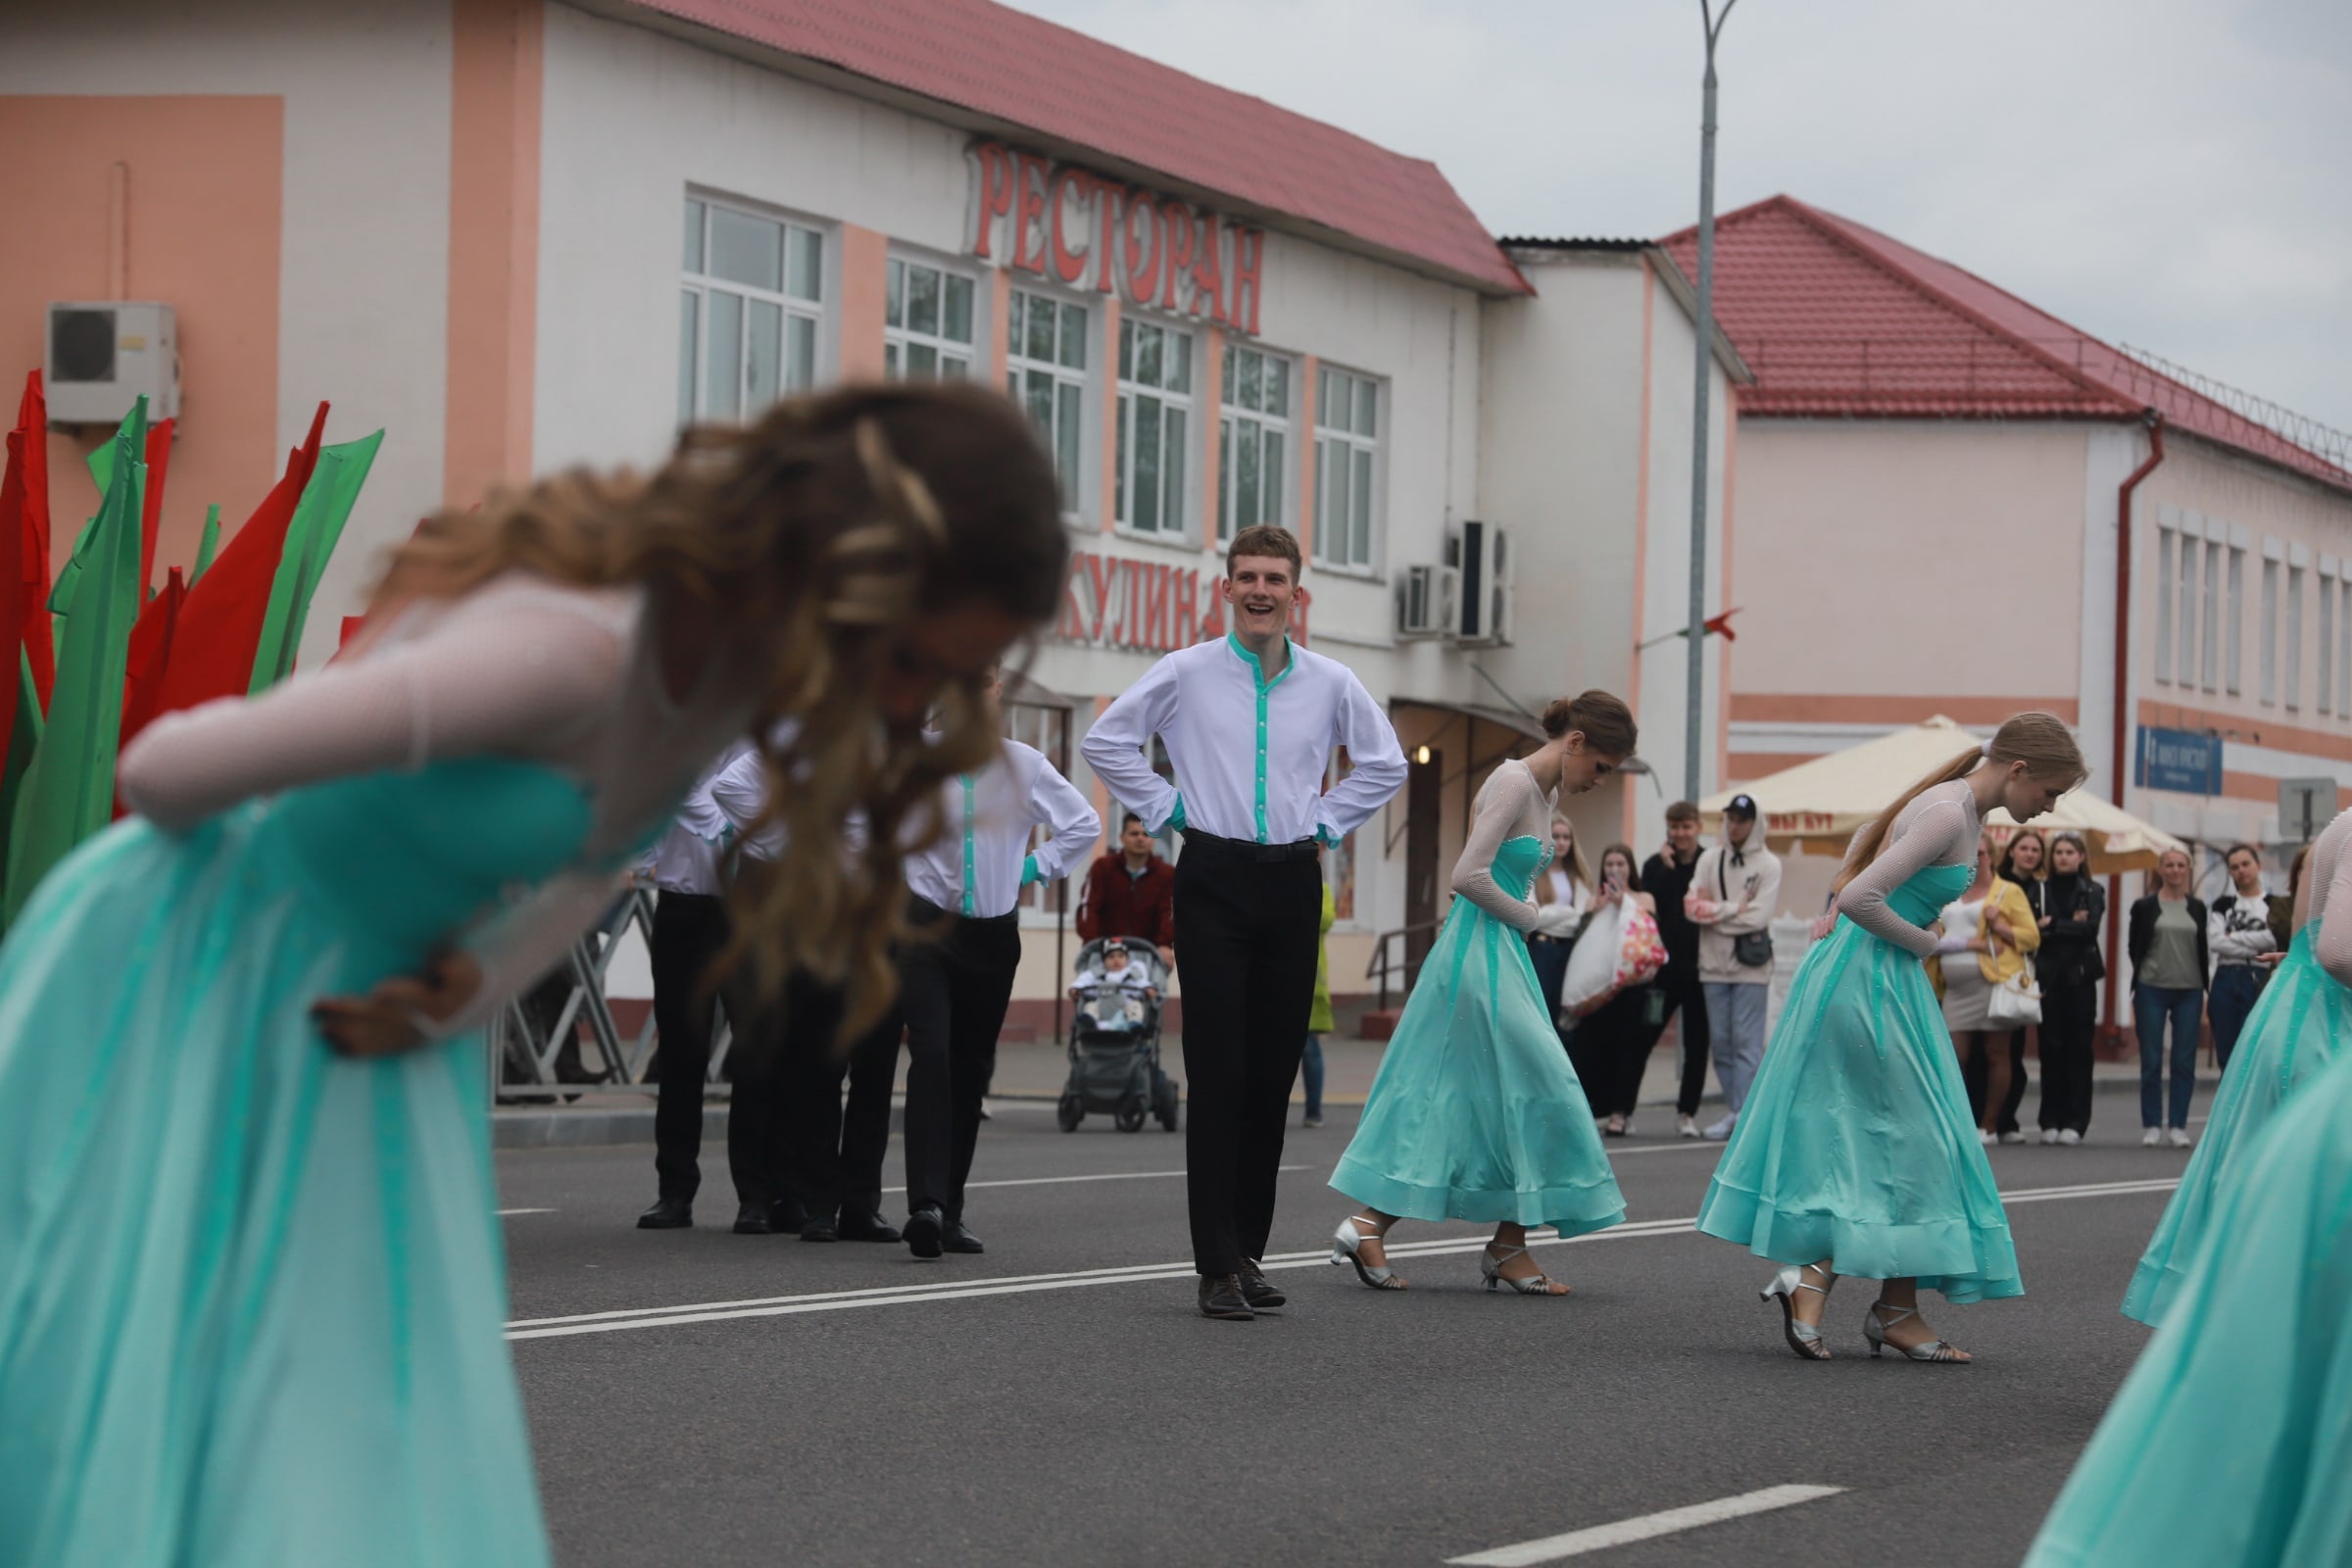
left=0, top=429, right=24, bottom=766
left=14, top=373, right=51, bottom=711
left=148, top=403, right=329, bottom=722
left=138, top=416, right=173, bottom=600
left=117, top=566, right=186, bottom=787
left=1703, top=610, right=1740, bottom=643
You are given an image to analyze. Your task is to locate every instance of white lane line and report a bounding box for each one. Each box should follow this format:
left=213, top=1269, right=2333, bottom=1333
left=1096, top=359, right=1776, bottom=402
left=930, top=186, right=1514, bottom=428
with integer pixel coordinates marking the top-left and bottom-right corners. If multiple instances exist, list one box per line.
left=506, top=1176, right=2175, bottom=1342
left=880, top=1164, right=1306, bottom=1196
left=497, top=1207, right=556, bottom=1216
left=1446, top=1485, right=1847, bottom=1565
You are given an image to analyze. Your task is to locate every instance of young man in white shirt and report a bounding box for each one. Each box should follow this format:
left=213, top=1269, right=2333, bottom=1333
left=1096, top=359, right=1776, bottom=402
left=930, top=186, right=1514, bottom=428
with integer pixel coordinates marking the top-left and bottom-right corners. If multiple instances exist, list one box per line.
left=1082, top=524, right=1406, bottom=1320
left=1687, top=794, right=1783, bottom=1140
left=895, top=667, right=1100, bottom=1258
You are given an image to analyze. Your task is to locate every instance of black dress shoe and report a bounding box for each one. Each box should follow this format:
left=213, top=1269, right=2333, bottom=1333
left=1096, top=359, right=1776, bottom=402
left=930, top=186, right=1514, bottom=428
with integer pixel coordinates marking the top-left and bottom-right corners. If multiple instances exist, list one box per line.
left=836, top=1209, right=903, bottom=1244
left=800, top=1214, right=839, bottom=1243
left=904, top=1204, right=945, bottom=1259
left=1198, top=1274, right=1254, bottom=1321
left=1238, top=1260, right=1285, bottom=1310
left=636, top=1197, right=693, bottom=1230
left=771, top=1199, right=809, bottom=1233
left=942, top=1218, right=985, bottom=1254
left=731, top=1203, right=772, bottom=1236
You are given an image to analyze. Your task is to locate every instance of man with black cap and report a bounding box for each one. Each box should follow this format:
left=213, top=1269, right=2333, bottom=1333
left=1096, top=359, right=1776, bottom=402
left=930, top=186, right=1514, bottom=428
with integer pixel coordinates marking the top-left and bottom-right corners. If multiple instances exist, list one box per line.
left=1686, top=794, right=1781, bottom=1140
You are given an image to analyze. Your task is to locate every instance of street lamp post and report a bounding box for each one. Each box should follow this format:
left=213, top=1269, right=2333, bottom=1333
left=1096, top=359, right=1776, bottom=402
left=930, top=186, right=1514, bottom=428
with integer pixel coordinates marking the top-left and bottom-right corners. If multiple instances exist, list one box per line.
left=1685, top=0, right=1736, bottom=804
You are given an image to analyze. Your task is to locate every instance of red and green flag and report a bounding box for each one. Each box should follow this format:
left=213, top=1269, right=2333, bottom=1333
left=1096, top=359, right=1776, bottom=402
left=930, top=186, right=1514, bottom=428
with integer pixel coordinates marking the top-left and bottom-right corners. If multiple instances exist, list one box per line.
left=249, top=428, right=380, bottom=691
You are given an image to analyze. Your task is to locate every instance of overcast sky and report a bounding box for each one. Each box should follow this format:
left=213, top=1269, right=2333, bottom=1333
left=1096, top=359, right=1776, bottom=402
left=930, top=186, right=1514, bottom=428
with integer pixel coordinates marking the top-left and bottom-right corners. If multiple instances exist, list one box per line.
left=1003, top=0, right=2352, bottom=437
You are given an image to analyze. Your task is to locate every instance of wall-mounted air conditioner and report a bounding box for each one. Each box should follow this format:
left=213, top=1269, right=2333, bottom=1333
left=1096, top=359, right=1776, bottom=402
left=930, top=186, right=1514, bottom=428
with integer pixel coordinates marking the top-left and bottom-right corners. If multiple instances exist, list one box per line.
left=1396, top=564, right=1458, bottom=639
left=1451, top=518, right=1513, bottom=646
left=46, top=302, right=179, bottom=425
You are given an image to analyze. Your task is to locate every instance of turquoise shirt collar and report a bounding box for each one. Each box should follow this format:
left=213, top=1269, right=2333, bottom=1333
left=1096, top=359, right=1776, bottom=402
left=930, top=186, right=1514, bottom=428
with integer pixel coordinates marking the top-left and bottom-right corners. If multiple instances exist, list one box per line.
left=1224, top=631, right=1298, bottom=692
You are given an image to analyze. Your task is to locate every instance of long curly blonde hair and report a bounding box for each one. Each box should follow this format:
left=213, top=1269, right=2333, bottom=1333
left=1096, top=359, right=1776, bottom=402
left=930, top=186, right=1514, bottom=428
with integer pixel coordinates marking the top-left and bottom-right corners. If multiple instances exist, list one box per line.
left=369, top=382, right=1068, bottom=1037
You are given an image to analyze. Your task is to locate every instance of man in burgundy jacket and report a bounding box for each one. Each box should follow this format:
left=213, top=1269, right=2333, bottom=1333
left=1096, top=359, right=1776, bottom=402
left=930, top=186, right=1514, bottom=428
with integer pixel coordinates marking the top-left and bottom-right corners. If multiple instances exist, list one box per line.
left=1076, top=812, right=1176, bottom=963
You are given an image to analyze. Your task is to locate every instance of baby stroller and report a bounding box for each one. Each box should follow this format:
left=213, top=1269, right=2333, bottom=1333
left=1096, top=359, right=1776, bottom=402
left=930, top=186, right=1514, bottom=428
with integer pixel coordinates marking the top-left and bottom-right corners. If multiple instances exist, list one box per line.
left=1057, top=936, right=1180, bottom=1133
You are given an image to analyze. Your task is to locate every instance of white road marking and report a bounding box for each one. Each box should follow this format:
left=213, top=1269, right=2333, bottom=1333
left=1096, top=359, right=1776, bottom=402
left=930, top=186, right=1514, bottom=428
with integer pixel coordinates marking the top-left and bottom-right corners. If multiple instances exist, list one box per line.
left=1446, top=1485, right=1847, bottom=1565
left=506, top=1175, right=2177, bottom=1342
left=880, top=1164, right=1306, bottom=1196
left=497, top=1207, right=556, bottom=1216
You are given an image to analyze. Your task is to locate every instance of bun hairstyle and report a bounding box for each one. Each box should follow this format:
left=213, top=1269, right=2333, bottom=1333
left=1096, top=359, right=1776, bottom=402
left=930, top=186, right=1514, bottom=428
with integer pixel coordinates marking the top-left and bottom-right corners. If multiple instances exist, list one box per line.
left=1542, top=689, right=1639, bottom=759
left=1833, top=710, right=2087, bottom=896
left=371, top=382, right=1068, bottom=1039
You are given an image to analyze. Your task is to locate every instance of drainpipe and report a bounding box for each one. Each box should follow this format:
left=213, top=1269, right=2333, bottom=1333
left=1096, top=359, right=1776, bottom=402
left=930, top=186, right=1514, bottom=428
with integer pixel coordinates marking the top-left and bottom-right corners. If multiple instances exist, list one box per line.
left=2103, top=412, right=2166, bottom=1045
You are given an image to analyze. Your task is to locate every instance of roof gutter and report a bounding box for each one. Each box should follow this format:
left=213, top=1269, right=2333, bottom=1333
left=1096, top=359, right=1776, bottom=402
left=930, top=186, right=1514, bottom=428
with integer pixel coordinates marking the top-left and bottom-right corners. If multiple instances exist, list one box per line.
left=2105, top=411, right=2166, bottom=1037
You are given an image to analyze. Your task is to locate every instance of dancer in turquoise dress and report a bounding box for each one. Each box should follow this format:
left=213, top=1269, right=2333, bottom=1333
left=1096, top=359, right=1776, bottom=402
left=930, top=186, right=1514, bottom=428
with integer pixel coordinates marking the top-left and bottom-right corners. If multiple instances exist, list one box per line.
left=0, top=384, right=1068, bottom=1566
left=2122, top=806, right=2352, bottom=1326
left=1696, top=712, right=2084, bottom=1361
left=1329, top=692, right=1636, bottom=1296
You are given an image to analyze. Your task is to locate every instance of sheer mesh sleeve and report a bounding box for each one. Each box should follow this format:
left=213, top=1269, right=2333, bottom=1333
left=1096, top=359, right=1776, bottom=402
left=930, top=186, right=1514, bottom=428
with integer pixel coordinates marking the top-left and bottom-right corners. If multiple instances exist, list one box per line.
left=2311, top=809, right=2352, bottom=985
left=118, top=588, right=630, bottom=830
left=1837, top=794, right=1970, bottom=958
left=430, top=871, right=627, bottom=1038
left=1449, top=764, right=1545, bottom=931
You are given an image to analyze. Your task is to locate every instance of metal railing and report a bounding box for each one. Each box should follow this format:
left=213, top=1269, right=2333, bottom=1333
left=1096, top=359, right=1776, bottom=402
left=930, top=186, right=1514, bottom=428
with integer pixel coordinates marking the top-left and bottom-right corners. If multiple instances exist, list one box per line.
left=1363, top=919, right=1446, bottom=1013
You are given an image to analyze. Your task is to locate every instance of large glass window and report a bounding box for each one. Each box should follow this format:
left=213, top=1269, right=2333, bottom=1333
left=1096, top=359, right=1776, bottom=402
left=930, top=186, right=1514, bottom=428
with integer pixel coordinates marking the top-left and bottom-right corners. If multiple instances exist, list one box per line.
left=2287, top=564, right=2305, bottom=710
left=1003, top=696, right=1074, bottom=916
left=885, top=258, right=976, bottom=381
left=1115, top=318, right=1193, bottom=537
left=678, top=197, right=823, bottom=424
left=1219, top=344, right=1292, bottom=543
left=1006, top=289, right=1090, bottom=510
left=2261, top=555, right=2278, bottom=706
left=1313, top=366, right=1381, bottom=571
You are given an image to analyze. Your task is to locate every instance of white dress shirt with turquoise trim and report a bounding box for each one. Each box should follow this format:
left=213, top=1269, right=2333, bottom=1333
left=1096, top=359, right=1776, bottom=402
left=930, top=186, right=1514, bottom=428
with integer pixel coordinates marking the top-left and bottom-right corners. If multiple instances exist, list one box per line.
left=643, top=738, right=754, bottom=894
left=1081, top=634, right=1406, bottom=846
left=904, top=740, right=1102, bottom=918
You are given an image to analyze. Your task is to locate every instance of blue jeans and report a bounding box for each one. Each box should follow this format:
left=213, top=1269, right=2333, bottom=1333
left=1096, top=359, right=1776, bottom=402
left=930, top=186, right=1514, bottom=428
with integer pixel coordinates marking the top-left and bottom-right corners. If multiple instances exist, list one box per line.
left=1703, top=981, right=1769, bottom=1113
left=1299, top=1034, right=1325, bottom=1119
left=2207, top=964, right=2265, bottom=1071
left=2133, top=984, right=2203, bottom=1129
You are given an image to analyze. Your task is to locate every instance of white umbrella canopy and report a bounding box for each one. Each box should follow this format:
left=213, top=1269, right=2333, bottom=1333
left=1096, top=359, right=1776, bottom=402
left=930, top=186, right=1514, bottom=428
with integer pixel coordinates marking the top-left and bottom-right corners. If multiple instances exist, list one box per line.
left=1701, top=715, right=2183, bottom=873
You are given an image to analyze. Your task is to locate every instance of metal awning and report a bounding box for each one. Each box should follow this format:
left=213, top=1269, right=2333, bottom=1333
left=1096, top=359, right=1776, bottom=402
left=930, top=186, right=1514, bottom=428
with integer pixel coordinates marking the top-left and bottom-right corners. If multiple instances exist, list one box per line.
left=1392, top=697, right=1545, bottom=742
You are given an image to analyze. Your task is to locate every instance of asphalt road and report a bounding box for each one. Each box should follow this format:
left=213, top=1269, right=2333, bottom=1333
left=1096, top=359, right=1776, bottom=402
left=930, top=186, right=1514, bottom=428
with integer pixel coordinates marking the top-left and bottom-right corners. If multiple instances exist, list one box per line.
left=498, top=1081, right=2185, bottom=1568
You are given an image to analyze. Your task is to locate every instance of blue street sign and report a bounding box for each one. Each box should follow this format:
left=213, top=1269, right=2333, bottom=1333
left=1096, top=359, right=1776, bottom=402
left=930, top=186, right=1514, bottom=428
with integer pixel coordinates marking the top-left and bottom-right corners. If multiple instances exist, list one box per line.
left=2135, top=726, right=2223, bottom=795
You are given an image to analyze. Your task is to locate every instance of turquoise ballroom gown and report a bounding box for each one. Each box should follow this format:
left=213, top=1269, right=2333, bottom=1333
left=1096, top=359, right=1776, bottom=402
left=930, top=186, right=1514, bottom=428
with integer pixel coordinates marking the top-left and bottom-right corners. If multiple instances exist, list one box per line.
left=1696, top=858, right=2023, bottom=1301
left=0, top=759, right=598, bottom=1565
left=2029, top=1047, right=2352, bottom=1566
left=2123, top=923, right=2352, bottom=1325
left=1331, top=836, right=1626, bottom=1238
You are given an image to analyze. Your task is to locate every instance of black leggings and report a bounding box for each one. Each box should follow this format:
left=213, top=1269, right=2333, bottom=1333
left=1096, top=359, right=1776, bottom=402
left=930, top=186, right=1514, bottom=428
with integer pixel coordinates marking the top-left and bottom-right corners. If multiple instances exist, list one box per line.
left=1571, top=986, right=1655, bottom=1119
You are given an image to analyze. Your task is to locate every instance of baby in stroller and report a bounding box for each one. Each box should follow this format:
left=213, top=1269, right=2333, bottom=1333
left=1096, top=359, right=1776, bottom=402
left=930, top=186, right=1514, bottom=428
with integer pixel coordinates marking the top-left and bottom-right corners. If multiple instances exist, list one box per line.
left=1070, top=943, right=1158, bottom=1032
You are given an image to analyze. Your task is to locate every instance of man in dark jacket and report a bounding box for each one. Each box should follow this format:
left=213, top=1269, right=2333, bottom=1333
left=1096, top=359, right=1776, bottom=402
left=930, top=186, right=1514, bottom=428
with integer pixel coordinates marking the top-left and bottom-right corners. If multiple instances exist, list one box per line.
left=1640, top=801, right=1711, bottom=1138
left=1076, top=812, right=1177, bottom=963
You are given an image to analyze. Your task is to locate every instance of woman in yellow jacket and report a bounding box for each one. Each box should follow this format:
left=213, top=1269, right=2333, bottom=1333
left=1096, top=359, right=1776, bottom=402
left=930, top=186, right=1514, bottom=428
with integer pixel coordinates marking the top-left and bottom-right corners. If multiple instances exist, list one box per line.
left=1928, top=836, right=2042, bottom=1145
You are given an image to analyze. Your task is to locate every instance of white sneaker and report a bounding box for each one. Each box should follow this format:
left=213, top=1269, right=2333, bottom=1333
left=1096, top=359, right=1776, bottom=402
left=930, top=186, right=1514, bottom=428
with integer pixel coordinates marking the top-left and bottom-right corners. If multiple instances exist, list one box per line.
left=1978, top=1129, right=1996, bottom=1146
left=1703, top=1114, right=1737, bottom=1141
left=2058, top=1129, right=2082, bottom=1146
left=2141, top=1128, right=2163, bottom=1147
left=2167, top=1128, right=2194, bottom=1149
left=1999, top=1131, right=2028, bottom=1145
left=2040, top=1128, right=2061, bottom=1145
left=1677, top=1115, right=1699, bottom=1139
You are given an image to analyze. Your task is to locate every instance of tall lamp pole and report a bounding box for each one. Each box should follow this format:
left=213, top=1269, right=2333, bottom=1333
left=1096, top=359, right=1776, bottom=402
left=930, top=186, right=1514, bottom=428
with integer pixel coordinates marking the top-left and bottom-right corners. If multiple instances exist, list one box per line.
left=1685, top=0, right=1736, bottom=804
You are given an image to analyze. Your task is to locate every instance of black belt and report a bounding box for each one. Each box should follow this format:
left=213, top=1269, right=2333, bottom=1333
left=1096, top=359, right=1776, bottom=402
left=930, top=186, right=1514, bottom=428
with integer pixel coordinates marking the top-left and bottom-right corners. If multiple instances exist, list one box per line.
left=1179, top=828, right=1319, bottom=864
left=906, top=895, right=1020, bottom=929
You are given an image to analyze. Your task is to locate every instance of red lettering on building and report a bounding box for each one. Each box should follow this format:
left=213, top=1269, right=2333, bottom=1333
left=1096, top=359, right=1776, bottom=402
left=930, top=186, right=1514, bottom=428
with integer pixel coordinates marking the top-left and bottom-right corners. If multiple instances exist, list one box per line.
left=1227, top=228, right=1265, bottom=338
left=1011, top=151, right=1051, bottom=274
left=1122, top=193, right=1160, bottom=308
left=1190, top=212, right=1226, bottom=325
left=1053, top=551, right=1307, bottom=655
left=1158, top=203, right=1196, bottom=312
left=970, top=143, right=1016, bottom=260
left=1048, top=167, right=1091, bottom=286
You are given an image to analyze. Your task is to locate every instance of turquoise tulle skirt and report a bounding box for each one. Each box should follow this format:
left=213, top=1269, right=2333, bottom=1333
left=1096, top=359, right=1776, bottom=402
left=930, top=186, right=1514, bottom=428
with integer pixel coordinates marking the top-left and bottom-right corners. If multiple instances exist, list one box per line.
left=2028, top=1048, right=2352, bottom=1565
left=2124, top=926, right=2352, bottom=1325
left=1695, top=859, right=2022, bottom=1301
left=0, top=761, right=585, bottom=1565
left=1331, top=837, right=1626, bottom=1238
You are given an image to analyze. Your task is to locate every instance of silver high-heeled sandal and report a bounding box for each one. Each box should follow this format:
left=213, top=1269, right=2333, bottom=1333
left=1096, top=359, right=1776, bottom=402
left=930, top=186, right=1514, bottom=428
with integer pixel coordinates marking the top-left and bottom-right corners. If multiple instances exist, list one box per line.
left=1761, top=1263, right=1833, bottom=1360
left=1864, top=1300, right=1970, bottom=1363
left=1330, top=1215, right=1406, bottom=1290
left=1481, top=1244, right=1570, bottom=1296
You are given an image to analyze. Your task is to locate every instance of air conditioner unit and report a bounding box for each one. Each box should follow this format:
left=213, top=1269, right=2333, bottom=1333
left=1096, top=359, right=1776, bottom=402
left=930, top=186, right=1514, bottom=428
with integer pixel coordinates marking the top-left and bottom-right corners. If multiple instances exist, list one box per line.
left=1396, top=564, right=1458, bottom=639
left=46, top=302, right=179, bottom=425
left=1451, top=518, right=1513, bottom=646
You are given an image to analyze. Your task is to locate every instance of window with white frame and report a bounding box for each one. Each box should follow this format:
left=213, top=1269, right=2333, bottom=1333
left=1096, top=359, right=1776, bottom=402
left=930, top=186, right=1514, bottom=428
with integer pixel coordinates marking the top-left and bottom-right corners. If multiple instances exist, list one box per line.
left=2177, top=527, right=2200, bottom=688
left=2202, top=540, right=2222, bottom=692
left=2155, top=527, right=2176, bottom=681
left=1314, top=366, right=1381, bottom=571
left=1115, top=318, right=1194, bottom=537
left=2324, top=571, right=2339, bottom=715
left=1219, top=344, right=1293, bottom=543
left=1003, top=697, right=1073, bottom=916
left=679, top=197, right=824, bottom=425
left=2261, top=555, right=2279, bottom=706
left=2339, top=580, right=2351, bottom=722
left=1006, top=288, right=1090, bottom=510
left=885, top=258, right=976, bottom=381
left=2287, top=564, right=2305, bottom=710
left=2226, top=544, right=2245, bottom=696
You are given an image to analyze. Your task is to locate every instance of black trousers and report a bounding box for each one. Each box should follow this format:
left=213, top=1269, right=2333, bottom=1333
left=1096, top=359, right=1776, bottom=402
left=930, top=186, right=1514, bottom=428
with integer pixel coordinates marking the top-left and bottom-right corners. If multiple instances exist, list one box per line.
left=650, top=891, right=766, bottom=1206
left=899, top=899, right=1021, bottom=1219
left=1573, top=985, right=1654, bottom=1119
left=730, top=967, right=900, bottom=1220
left=1173, top=841, right=1322, bottom=1278
left=1642, top=973, right=1710, bottom=1116
left=2036, top=979, right=2099, bottom=1135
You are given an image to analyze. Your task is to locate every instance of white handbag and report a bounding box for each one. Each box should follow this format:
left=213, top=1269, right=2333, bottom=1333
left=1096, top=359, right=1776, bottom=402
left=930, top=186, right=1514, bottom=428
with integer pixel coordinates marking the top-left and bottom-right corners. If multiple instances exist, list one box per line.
left=1985, top=967, right=2043, bottom=1027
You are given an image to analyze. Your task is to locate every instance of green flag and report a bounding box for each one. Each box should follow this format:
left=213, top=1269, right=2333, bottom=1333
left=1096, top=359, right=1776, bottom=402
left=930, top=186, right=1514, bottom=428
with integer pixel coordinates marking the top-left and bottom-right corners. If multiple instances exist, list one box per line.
left=6, top=398, right=147, bottom=921
left=190, top=504, right=221, bottom=584
left=0, top=650, right=45, bottom=931
left=249, top=430, right=380, bottom=692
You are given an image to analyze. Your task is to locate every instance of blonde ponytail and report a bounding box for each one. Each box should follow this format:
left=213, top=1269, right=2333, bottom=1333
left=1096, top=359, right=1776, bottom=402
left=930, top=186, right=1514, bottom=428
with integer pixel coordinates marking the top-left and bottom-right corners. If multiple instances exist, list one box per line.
left=1832, top=711, right=2086, bottom=895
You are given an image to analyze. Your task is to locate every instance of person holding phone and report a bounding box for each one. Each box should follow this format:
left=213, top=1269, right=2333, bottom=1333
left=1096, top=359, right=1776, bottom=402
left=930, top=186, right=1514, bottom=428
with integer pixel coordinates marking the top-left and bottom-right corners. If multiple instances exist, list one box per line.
left=1567, top=844, right=1660, bottom=1137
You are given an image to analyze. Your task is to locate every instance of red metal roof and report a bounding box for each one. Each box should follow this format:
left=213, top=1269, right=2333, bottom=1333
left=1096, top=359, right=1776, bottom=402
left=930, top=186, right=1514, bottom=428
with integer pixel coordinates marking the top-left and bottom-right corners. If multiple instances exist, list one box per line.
left=1661, top=195, right=2351, bottom=492
left=624, top=0, right=1527, bottom=295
